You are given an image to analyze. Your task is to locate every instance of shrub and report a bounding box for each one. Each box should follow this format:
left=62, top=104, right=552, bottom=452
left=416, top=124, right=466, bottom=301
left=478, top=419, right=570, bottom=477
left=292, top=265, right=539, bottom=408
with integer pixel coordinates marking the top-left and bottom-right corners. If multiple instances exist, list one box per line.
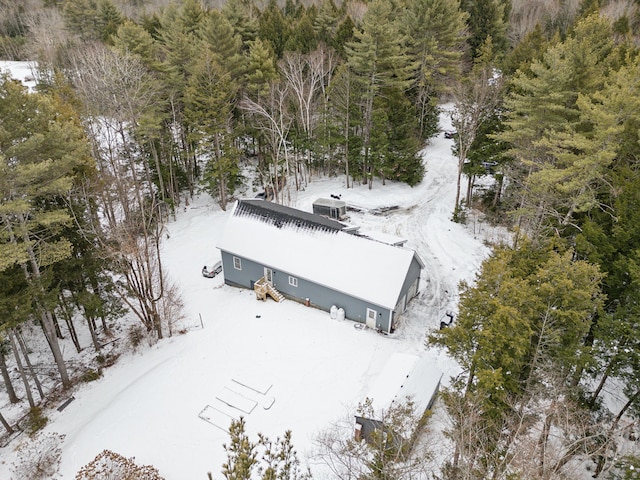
left=75, top=450, right=165, bottom=480
left=12, top=432, right=64, bottom=480
left=25, top=407, right=48, bottom=435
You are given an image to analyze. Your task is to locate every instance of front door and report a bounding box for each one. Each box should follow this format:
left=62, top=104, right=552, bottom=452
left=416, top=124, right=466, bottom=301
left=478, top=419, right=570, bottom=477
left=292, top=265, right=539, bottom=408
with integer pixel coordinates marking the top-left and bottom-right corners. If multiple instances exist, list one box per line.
left=264, top=267, right=273, bottom=285
left=366, top=308, right=377, bottom=329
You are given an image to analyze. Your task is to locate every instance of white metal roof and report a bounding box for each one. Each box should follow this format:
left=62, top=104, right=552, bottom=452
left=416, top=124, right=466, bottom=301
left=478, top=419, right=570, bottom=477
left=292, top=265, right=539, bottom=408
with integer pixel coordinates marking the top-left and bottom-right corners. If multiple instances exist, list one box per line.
left=364, top=353, right=443, bottom=417
left=216, top=201, right=421, bottom=310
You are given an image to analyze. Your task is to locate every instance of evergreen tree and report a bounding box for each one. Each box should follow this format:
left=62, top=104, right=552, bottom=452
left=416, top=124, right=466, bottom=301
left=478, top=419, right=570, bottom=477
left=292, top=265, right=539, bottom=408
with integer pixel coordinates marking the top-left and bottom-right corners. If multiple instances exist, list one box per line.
left=284, top=10, right=318, bottom=54
left=430, top=242, right=603, bottom=413
left=346, top=0, right=415, bottom=188
left=333, top=15, right=355, bottom=58
left=222, top=418, right=258, bottom=480
left=313, top=0, right=339, bottom=47
left=185, top=48, right=240, bottom=210
left=499, top=14, right=620, bottom=236
left=400, top=0, right=468, bottom=139
left=96, top=0, right=124, bottom=44
left=258, top=0, right=291, bottom=59
left=113, top=21, right=161, bottom=71
left=460, top=0, right=509, bottom=59
left=244, top=38, right=278, bottom=98
left=62, top=0, right=100, bottom=40
left=222, top=0, right=259, bottom=47
left=200, top=10, right=246, bottom=83
left=371, top=88, right=424, bottom=186
left=0, top=75, right=95, bottom=388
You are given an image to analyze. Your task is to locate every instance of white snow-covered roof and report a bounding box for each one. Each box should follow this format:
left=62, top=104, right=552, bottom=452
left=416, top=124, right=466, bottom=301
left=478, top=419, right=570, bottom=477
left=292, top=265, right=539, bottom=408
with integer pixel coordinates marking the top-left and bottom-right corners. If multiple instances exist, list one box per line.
left=364, top=353, right=442, bottom=417
left=216, top=200, right=421, bottom=310
left=356, top=230, right=408, bottom=247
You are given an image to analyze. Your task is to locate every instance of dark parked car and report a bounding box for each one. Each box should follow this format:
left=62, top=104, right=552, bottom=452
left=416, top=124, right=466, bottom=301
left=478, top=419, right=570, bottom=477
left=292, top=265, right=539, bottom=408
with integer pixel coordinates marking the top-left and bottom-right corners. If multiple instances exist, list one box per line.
left=202, top=261, right=222, bottom=278
left=444, top=130, right=456, bottom=139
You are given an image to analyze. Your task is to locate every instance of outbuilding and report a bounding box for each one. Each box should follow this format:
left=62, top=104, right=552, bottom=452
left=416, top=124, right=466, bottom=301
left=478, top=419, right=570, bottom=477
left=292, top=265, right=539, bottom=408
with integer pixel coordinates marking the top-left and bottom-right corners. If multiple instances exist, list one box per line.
left=355, top=353, right=442, bottom=443
left=216, top=199, right=424, bottom=333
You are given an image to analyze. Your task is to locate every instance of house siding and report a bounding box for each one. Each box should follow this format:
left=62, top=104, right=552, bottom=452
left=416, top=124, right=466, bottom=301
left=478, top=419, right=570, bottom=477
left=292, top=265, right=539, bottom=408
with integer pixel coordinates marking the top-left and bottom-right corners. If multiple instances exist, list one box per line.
left=220, top=250, right=394, bottom=331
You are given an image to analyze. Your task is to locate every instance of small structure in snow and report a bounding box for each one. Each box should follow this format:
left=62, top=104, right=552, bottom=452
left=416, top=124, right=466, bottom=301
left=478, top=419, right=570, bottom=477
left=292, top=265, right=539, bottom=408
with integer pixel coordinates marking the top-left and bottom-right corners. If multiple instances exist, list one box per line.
left=312, top=197, right=348, bottom=221
left=355, top=353, right=442, bottom=443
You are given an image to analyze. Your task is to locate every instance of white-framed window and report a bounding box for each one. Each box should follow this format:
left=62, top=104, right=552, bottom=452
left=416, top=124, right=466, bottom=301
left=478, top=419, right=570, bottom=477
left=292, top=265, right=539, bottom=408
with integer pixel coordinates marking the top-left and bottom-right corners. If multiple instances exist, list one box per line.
left=289, top=276, right=298, bottom=287
left=233, top=256, right=242, bottom=270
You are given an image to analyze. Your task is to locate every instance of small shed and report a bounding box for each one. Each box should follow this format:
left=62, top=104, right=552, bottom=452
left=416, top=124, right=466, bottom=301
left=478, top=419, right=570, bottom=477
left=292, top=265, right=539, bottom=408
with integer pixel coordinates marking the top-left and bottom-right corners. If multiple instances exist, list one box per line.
left=312, top=198, right=347, bottom=220
left=355, top=353, right=442, bottom=442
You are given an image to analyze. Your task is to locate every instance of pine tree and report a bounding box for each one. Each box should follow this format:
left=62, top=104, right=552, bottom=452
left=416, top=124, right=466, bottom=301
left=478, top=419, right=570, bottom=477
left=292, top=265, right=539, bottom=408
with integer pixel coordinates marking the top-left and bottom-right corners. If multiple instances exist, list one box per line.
left=200, top=10, right=246, bottom=82
left=62, top=0, right=100, bottom=40
left=400, top=0, right=468, bottom=138
left=498, top=14, right=621, bottom=236
left=0, top=75, right=95, bottom=388
left=244, top=38, right=278, bottom=98
left=346, top=0, right=415, bottom=188
left=258, top=0, right=291, bottom=59
left=185, top=47, right=240, bottom=210
left=113, top=21, right=160, bottom=71
left=222, top=418, right=258, bottom=480
left=371, top=88, right=423, bottom=186
left=96, top=0, right=124, bottom=44
left=460, top=0, right=509, bottom=59
left=222, top=0, right=259, bottom=47
left=313, top=0, right=339, bottom=46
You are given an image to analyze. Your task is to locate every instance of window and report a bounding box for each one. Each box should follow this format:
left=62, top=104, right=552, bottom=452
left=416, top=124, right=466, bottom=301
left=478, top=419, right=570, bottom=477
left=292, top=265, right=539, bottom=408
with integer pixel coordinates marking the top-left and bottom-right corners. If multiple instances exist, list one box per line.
left=233, top=256, right=242, bottom=270
left=289, top=276, right=298, bottom=287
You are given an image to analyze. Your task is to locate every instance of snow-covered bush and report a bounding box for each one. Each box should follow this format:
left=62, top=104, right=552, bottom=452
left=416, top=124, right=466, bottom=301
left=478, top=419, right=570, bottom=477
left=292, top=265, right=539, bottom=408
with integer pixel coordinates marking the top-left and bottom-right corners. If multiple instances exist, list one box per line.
left=11, top=432, right=64, bottom=480
left=75, top=449, right=165, bottom=479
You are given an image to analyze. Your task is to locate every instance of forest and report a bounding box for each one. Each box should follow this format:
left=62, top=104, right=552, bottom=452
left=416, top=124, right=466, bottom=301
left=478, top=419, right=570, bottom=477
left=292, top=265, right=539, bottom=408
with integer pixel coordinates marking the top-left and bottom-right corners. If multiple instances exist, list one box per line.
left=1, top=0, right=640, bottom=478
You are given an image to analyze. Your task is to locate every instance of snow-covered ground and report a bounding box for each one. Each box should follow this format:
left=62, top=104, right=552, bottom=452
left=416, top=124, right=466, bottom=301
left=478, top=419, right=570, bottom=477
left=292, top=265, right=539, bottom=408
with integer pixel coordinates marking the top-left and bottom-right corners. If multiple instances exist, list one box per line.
left=0, top=62, right=503, bottom=479
left=0, top=61, right=37, bottom=91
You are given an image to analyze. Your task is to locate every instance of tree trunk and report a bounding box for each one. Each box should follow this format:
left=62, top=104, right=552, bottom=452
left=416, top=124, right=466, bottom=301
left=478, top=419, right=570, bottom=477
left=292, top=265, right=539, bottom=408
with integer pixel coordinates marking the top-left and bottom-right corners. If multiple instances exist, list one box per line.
left=86, top=314, right=102, bottom=352
left=492, top=174, right=503, bottom=207
left=612, top=389, right=640, bottom=430
left=589, top=367, right=611, bottom=407
left=0, top=351, right=19, bottom=404
left=41, top=310, right=71, bottom=388
left=538, top=406, right=554, bottom=478
left=59, top=294, right=81, bottom=353
left=0, top=411, right=14, bottom=435
left=15, top=329, right=45, bottom=401
left=88, top=273, right=109, bottom=335
left=8, top=330, right=35, bottom=408
left=10, top=213, right=70, bottom=387
left=51, top=311, right=64, bottom=340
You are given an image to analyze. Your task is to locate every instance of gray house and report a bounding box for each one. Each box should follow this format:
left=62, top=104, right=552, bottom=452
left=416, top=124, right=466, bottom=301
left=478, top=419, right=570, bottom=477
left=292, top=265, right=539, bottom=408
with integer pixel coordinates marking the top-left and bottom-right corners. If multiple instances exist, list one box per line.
left=216, top=199, right=424, bottom=333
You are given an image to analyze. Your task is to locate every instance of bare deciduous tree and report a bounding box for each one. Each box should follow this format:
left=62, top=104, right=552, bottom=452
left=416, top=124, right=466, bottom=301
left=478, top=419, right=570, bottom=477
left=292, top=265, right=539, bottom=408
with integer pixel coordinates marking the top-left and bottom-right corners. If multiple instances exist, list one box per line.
left=68, top=44, right=179, bottom=340
left=241, top=82, right=293, bottom=204
left=313, top=399, right=433, bottom=480
left=451, top=55, right=503, bottom=220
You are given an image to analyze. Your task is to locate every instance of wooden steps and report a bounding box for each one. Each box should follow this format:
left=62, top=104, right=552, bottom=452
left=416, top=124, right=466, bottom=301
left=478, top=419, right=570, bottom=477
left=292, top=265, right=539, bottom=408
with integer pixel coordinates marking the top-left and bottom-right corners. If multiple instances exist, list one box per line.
left=254, top=277, right=284, bottom=303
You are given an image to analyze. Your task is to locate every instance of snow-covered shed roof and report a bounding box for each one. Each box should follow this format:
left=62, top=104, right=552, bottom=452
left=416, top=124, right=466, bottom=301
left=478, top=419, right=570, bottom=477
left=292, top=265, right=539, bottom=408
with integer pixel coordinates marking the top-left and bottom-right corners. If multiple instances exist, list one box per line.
left=313, top=197, right=346, bottom=209
left=217, top=200, right=423, bottom=310
left=364, top=353, right=442, bottom=417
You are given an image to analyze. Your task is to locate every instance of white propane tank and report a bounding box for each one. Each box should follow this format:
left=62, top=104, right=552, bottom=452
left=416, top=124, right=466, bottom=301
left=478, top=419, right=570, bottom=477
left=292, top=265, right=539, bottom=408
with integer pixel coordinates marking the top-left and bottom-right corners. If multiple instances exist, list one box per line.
left=337, top=308, right=345, bottom=321
left=330, top=305, right=338, bottom=319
